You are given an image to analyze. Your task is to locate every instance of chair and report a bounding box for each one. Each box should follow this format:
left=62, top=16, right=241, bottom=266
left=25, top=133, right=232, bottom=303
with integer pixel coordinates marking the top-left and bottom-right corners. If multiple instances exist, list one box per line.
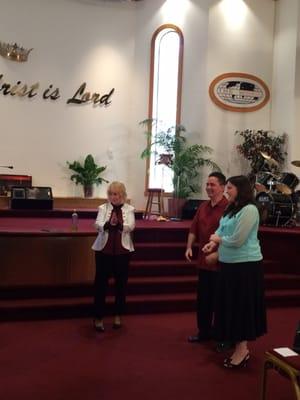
left=143, top=188, right=165, bottom=219
left=261, top=350, right=300, bottom=400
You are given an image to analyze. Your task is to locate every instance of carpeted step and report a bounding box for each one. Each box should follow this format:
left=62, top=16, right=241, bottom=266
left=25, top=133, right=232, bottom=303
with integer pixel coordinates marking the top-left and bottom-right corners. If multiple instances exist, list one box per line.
left=264, top=273, right=300, bottom=290
left=265, top=289, right=300, bottom=307
left=263, top=259, right=285, bottom=274
left=0, top=293, right=197, bottom=321
left=1, top=288, right=300, bottom=321
left=1, top=270, right=297, bottom=301
left=0, top=275, right=198, bottom=300
left=130, top=260, right=198, bottom=276
left=133, top=242, right=189, bottom=260
left=127, top=275, right=197, bottom=294
left=134, top=226, right=189, bottom=243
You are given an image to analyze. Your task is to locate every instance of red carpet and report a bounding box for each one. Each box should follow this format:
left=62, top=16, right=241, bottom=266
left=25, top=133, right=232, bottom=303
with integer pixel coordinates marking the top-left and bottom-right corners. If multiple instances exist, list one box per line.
left=0, top=308, right=298, bottom=400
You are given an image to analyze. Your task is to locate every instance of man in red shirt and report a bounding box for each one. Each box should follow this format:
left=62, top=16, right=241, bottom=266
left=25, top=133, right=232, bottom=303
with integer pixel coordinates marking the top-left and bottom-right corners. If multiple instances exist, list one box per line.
left=185, top=172, right=227, bottom=344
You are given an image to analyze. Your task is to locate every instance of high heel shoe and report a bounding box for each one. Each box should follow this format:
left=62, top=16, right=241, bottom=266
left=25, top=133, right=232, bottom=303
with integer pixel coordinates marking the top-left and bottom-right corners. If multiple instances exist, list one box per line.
left=223, top=353, right=250, bottom=369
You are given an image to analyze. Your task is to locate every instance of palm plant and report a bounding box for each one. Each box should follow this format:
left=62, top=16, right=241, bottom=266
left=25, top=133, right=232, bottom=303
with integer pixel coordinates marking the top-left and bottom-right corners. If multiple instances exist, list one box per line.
left=67, top=154, right=108, bottom=197
left=140, top=120, right=220, bottom=198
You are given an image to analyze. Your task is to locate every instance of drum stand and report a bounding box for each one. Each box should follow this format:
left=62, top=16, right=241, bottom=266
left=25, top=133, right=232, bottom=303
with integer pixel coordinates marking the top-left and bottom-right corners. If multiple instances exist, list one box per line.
left=280, top=209, right=297, bottom=228
left=268, top=179, right=277, bottom=192
left=275, top=210, right=281, bottom=227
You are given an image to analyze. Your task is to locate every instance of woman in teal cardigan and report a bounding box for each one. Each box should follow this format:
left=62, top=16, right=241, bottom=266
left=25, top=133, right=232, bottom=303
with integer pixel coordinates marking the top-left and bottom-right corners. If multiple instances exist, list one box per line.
left=203, top=175, right=267, bottom=369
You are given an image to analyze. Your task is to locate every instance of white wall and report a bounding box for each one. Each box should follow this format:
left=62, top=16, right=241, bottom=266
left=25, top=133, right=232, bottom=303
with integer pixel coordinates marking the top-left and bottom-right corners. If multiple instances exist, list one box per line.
left=131, top=0, right=276, bottom=207
left=0, top=0, right=287, bottom=209
left=271, top=0, right=298, bottom=171
left=205, top=0, right=275, bottom=180
left=0, top=0, right=136, bottom=198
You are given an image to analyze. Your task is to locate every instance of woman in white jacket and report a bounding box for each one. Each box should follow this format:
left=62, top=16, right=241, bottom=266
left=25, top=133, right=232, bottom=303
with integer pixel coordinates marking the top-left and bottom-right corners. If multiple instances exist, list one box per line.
left=92, top=181, right=135, bottom=332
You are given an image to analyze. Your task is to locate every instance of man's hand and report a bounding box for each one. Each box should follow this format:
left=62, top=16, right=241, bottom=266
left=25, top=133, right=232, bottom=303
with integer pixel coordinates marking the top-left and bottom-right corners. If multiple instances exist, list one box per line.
left=202, top=241, right=217, bottom=254
left=185, top=248, right=193, bottom=262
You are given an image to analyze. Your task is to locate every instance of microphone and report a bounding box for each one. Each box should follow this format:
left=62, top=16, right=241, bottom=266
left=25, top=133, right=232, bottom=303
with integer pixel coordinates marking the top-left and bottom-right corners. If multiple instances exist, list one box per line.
left=0, top=165, right=14, bottom=169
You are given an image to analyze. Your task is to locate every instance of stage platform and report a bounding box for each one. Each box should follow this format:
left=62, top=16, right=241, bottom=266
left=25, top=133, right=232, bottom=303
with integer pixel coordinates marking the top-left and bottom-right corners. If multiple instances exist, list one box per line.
left=0, top=211, right=299, bottom=320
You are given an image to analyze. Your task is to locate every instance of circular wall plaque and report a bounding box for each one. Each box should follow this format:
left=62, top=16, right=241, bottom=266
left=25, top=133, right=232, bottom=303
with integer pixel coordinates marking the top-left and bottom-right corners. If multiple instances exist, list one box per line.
left=209, top=72, right=270, bottom=112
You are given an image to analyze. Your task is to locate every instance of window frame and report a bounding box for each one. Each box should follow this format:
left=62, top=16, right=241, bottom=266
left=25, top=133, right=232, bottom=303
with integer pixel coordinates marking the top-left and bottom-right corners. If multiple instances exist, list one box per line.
left=145, top=24, right=184, bottom=195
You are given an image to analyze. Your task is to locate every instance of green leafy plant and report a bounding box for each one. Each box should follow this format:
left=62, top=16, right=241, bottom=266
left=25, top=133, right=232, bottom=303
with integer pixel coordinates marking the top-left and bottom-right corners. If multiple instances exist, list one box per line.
left=67, top=154, right=108, bottom=197
left=235, top=129, right=287, bottom=174
left=140, top=119, right=220, bottom=198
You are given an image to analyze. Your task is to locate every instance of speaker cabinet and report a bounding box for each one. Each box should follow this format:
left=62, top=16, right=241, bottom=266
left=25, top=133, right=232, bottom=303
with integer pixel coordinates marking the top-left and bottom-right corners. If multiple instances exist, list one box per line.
left=10, top=186, right=53, bottom=210
left=293, top=321, right=300, bottom=354
left=181, top=199, right=203, bottom=219
left=0, top=174, right=32, bottom=196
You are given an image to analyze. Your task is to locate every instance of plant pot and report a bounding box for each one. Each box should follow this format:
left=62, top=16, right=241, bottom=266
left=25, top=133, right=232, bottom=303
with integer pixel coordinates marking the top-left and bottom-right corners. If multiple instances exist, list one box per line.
left=83, top=185, right=94, bottom=198
left=168, top=198, right=186, bottom=219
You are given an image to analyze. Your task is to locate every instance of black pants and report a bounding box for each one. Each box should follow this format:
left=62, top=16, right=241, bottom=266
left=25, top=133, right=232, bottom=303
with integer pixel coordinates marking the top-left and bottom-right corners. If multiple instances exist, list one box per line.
left=196, top=269, right=218, bottom=337
left=94, top=252, right=130, bottom=319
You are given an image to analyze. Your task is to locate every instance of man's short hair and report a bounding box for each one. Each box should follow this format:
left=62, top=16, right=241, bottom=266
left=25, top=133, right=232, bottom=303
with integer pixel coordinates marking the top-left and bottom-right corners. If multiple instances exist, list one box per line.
left=208, top=171, right=226, bottom=186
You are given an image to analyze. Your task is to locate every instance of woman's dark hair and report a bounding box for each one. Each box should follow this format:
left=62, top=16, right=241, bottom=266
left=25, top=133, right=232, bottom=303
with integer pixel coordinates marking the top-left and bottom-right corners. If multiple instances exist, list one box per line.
left=224, top=175, right=256, bottom=217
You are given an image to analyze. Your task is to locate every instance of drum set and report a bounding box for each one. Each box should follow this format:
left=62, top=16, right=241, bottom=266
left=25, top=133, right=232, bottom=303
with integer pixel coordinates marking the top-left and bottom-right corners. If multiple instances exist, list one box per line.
left=254, top=155, right=300, bottom=226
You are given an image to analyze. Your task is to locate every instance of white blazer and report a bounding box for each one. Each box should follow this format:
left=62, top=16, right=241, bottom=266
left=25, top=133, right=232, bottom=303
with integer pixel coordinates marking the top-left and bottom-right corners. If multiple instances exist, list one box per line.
left=92, top=202, right=135, bottom=252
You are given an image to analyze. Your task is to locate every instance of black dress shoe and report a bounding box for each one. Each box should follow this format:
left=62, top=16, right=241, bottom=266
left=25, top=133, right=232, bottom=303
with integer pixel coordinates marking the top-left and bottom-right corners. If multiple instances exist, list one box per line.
left=93, top=320, right=105, bottom=332
left=215, top=342, right=234, bottom=353
left=188, top=334, right=211, bottom=343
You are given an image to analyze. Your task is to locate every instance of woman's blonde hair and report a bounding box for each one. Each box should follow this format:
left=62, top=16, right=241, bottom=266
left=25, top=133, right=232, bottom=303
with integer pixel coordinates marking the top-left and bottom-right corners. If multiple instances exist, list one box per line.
left=107, top=181, right=127, bottom=201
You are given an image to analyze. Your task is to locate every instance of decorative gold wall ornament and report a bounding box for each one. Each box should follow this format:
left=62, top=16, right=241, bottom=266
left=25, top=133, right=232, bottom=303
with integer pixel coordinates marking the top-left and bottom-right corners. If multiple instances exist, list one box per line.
left=0, top=41, right=33, bottom=62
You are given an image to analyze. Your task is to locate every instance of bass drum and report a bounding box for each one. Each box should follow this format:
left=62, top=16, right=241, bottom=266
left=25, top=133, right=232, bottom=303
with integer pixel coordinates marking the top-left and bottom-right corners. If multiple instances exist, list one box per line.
left=256, top=192, right=294, bottom=226
left=291, top=190, right=300, bottom=205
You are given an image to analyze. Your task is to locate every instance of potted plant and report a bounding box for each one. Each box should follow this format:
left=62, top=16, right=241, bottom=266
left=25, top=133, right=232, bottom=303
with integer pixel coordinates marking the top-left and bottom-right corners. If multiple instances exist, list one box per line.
left=67, top=154, right=108, bottom=198
left=140, top=119, right=220, bottom=218
left=235, top=129, right=287, bottom=174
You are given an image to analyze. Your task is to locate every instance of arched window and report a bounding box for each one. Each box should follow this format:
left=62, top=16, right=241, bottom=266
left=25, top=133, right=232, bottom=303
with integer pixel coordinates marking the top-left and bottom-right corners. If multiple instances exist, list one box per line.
left=146, top=24, right=184, bottom=193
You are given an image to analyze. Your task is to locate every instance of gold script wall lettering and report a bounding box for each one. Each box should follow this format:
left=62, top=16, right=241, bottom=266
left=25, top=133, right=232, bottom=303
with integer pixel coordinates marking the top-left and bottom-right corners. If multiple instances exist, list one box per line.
left=0, top=73, right=114, bottom=108
left=66, top=83, right=115, bottom=106
left=0, top=75, right=39, bottom=98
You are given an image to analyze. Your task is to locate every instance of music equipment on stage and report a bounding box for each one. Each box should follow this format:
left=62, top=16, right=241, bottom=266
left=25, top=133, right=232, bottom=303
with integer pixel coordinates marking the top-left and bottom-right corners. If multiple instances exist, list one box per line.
left=260, top=151, right=279, bottom=168
left=10, top=186, right=53, bottom=210
left=291, top=190, right=300, bottom=204
left=256, top=191, right=294, bottom=226
left=291, top=160, right=300, bottom=168
left=181, top=199, right=203, bottom=219
left=293, top=321, right=300, bottom=354
left=255, top=171, right=276, bottom=193
left=275, top=172, right=299, bottom=195
left=253, top=153, right=300, bottom=226
left=0, top=174, right=32, bottom=195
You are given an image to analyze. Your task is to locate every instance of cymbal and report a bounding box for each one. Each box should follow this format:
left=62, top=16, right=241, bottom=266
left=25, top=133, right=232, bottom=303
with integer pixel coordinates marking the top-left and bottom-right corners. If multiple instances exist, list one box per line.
left=260, top=151, right=279, bottom=167
left=291, top=160, right=300, bottom=167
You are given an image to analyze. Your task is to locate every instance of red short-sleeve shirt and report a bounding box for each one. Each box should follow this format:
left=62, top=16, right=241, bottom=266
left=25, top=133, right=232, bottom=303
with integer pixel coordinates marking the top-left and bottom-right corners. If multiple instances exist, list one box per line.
left=189, top=196, right=228, bottom=271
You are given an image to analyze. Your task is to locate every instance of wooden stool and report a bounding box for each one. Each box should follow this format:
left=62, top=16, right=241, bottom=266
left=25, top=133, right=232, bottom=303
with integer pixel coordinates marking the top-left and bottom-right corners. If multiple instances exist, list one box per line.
left=143, top=188, right=165, bottom=219
left=261, top=350, right=300, bottom=400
